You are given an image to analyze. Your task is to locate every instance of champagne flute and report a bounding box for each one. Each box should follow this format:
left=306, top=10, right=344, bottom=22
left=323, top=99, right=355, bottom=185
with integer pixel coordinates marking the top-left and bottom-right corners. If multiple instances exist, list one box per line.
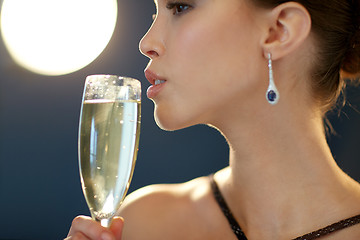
left=78, top=75, right=141, bottom=227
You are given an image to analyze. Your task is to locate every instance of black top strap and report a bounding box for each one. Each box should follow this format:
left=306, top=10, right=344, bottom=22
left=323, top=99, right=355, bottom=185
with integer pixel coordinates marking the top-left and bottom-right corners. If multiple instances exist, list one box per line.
left=209, top=174, right=247, bottom=240
left=293, top=214, right=360, bottom=240
left=209, top=174, right=360, bottom=240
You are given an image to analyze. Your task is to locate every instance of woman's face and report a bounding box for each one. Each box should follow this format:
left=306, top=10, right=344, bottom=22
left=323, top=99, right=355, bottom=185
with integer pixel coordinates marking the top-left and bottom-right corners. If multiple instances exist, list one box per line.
left=140, top=0, right=266, bottom=130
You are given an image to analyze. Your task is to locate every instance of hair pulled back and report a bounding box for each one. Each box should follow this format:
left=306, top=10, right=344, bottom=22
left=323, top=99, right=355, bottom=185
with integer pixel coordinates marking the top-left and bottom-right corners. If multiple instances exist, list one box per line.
left=252, top=0, right=360, bottom=114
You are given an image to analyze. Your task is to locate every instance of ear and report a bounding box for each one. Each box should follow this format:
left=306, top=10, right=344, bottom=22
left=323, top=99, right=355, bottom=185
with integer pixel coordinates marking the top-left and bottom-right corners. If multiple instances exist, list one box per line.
left=261, top=2, right=311, bottom=60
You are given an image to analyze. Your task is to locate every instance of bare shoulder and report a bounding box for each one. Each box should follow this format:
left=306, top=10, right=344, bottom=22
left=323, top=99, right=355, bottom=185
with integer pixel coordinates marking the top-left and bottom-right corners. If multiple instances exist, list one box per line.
left=119, top=179, right=199, bottom=222
left=117, top=175, right=233, bottom=240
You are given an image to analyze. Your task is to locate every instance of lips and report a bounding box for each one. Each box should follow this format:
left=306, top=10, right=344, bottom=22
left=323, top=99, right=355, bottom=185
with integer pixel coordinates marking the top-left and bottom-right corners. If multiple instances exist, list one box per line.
left=144, top=70, right=167, bottom=99
left=144, top=70, right=166, bottom=85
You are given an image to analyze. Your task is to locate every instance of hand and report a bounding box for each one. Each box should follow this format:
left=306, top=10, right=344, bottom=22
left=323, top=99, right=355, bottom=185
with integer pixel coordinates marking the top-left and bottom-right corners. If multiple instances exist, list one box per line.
left=65, top=216, right=124, bottom=240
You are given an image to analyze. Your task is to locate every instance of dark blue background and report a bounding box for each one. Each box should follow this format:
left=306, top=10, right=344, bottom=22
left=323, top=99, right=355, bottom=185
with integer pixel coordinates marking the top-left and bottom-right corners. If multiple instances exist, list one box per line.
left=0, top=1, right=359, bottom=239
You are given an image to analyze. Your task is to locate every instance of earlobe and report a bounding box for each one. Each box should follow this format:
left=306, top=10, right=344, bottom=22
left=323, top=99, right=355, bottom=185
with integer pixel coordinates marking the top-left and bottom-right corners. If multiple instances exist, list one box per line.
left=262, top=2, right=311, bottom=60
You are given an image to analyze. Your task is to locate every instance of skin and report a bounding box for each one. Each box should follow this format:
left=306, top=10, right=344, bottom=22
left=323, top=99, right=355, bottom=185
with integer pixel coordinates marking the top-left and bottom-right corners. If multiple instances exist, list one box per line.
left=66, top=0, right=360, bottom=239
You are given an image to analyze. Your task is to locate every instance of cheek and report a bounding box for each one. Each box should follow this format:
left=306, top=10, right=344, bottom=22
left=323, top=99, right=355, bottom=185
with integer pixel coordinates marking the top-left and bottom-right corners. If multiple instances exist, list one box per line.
left=174, top=20, right=227, bottom=67
left=172, top=15, right=259, bottom=95
left=155, top=10, right=266, bottom=129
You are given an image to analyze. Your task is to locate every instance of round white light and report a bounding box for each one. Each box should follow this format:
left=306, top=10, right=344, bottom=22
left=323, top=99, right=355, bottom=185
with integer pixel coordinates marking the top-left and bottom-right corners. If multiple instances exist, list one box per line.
left=0, top=0, right=118, bottom=76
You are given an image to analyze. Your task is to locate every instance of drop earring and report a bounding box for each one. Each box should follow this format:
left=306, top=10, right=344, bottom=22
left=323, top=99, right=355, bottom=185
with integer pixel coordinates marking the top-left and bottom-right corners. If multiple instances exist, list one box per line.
left=266, top=53, right=279, bottom=105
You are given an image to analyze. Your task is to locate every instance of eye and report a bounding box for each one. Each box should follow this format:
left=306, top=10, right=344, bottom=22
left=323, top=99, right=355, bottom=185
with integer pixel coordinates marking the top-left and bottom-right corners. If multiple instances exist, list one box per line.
left=166, top=2, right=192, bottom=15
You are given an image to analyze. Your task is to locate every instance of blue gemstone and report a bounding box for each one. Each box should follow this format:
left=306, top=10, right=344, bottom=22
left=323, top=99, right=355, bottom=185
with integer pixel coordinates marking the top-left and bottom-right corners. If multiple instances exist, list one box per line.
left=267, top=90, right=277, bottom=102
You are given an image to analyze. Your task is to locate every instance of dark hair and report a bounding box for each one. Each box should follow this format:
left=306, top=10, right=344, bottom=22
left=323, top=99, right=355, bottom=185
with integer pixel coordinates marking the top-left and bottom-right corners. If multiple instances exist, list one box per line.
left=252, top=0, right=360, bottom=114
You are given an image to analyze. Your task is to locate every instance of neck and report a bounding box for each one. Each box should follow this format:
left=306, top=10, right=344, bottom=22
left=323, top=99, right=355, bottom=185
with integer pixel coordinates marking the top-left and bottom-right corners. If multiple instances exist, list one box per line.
left=212, top=102, right=360, bottom=239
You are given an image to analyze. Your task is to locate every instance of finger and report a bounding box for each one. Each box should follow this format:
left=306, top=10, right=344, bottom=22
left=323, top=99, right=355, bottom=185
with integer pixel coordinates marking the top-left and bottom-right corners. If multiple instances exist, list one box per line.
left=109, top=217, right=124, bottom=240
left=64, top=231, right=89, bottom=240
left=67, top=215, right=115, bottom=240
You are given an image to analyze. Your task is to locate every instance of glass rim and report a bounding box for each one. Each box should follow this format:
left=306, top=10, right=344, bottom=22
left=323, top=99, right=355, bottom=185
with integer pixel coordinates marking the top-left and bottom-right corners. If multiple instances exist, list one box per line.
left=85, top=74, right=141, bottom=84
left=83, top=74, right=141, bottom=101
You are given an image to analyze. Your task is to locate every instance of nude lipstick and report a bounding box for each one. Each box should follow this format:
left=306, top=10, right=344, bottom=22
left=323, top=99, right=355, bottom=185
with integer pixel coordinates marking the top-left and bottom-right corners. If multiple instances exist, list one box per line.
left=145, top=70, right=166, bottom=99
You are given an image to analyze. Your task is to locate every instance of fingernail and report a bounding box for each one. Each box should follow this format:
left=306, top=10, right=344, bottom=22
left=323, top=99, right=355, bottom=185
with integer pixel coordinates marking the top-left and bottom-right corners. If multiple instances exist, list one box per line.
left=101, top=232, right=113, bottom=240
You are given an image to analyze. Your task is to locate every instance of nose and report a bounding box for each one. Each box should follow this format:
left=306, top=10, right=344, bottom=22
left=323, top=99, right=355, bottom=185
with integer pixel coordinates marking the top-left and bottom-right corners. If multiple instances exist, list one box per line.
left=139, top=20, right=165, bottom=59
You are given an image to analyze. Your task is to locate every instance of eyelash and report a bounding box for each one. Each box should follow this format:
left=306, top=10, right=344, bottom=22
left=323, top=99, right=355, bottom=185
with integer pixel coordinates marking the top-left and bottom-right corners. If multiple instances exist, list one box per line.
left=166, top=2, right=192, bottom=16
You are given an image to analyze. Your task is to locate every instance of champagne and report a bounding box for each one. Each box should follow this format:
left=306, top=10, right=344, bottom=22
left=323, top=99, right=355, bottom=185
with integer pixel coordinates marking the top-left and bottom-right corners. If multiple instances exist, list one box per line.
left=79, top=99, right=141, bottom=220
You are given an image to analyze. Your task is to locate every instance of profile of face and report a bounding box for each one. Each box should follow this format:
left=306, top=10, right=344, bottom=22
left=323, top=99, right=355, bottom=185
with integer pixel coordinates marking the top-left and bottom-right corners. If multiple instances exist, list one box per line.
left=140, top=0, right=268, bottom=131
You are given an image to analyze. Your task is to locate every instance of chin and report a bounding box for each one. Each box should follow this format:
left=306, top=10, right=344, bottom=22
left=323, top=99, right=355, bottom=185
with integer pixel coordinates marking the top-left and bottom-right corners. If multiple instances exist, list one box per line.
left=153, top=106, right=193, bottom=132
left=154, top=114, right=183, bottom=131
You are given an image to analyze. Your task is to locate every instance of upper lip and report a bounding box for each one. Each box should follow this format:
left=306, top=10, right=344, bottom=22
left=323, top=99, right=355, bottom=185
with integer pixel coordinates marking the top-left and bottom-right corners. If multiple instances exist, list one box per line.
left=144, top=69, right=166, bottom=85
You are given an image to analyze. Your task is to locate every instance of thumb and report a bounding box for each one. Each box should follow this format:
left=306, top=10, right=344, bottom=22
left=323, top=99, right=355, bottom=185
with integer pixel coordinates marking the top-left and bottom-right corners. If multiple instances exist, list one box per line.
left=109, top=217, right=124, bottom=240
